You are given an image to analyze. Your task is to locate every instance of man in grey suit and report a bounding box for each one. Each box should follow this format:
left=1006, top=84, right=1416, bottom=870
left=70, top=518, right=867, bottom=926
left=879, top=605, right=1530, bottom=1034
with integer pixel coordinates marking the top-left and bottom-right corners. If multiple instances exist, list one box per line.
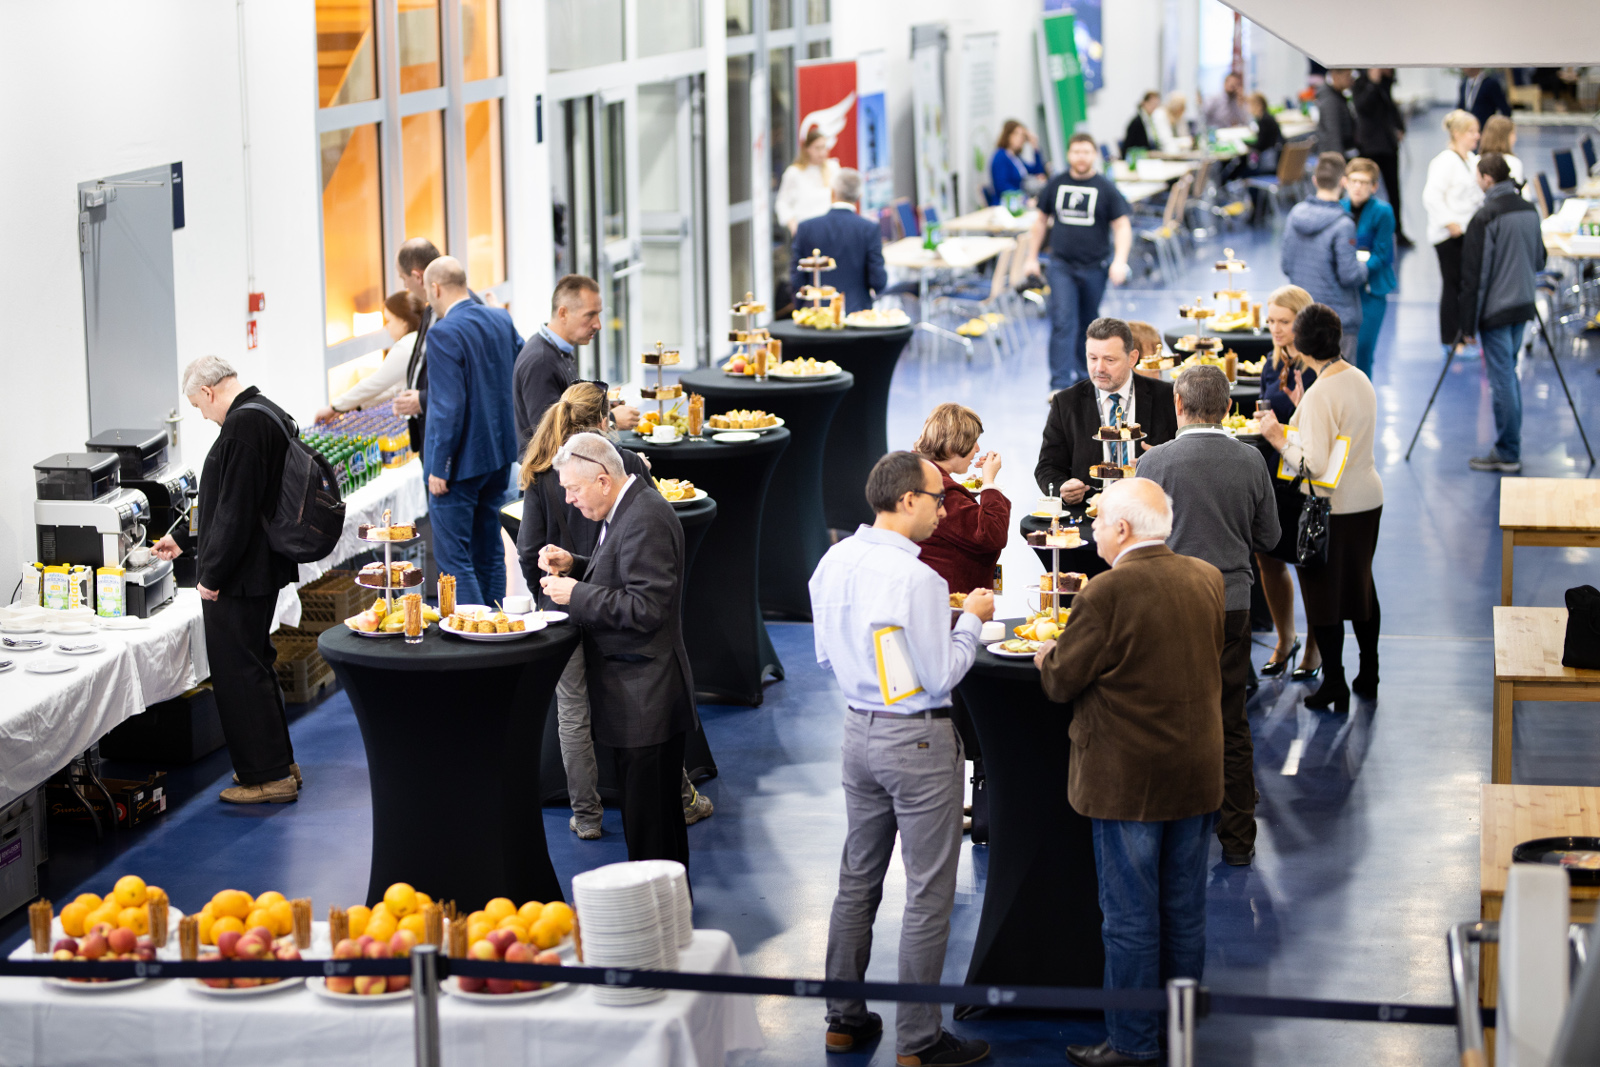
left=535, top=433, right=697, bottom=867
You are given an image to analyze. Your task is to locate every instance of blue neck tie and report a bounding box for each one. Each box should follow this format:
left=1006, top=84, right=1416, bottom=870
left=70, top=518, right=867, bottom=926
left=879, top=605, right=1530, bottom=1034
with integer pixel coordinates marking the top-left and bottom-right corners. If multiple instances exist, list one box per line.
left=1107, top=392, right=1123, bottom=426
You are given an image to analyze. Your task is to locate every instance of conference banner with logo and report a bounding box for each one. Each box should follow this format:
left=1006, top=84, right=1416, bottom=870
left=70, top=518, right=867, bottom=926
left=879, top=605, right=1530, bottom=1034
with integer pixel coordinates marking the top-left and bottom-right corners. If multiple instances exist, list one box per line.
left=1043, top=0, right=1103, bottom=94
left=1037, top=11, right=1088, bottom=167
left=855, top=50, right=892, bottom=215
left=796, top=60, right=858, bottom=170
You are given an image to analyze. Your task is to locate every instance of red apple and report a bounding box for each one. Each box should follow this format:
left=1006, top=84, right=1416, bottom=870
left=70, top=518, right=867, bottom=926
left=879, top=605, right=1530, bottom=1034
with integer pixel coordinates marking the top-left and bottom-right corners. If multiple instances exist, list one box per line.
left=354, top=974, right=387, bottom=996
left=248, top=926, right=273, bottom=945
left=457, top=975, right=487, bottom=993
left=355, top=935, right=375, bottom=953
left=485, top=929, right=518, bottom=957
left=325, top=975, right=355, bottom=994
left=216, top=930, right=243, bottom=959
left=468, top=939, right=499, bottom=961
left=52, top=949, right=75, bottom=961
left=232, top=977, right=263, bottom=988
left=388, top=975, right=410, bottom=992
left=333, top=938, right=362, bottom=960
left=88, top=922, right=116, bottom=941
left=52, top=938, right=78, bottom=954
left=108, top=928, right=137, bottom=955
left=533, top=950, right=562, bottom=966
left=486, top=976, right=517, bottom=995
left=79, top=934, right=108, bottom=960
left=503, top=941, right=533, bottom=964
left=363, top=940, right=391, bottom=960
left=389, top=930, right=417, bottom=958
left=274, top=945, right=302, bottom=961
left=234, top=935, right=270, bottom=960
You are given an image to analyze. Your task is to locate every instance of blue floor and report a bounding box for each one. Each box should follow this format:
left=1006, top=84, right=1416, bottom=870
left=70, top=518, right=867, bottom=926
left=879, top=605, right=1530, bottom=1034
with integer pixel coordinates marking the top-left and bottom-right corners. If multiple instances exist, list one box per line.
left=7, top=110, right=1600, bottom=1064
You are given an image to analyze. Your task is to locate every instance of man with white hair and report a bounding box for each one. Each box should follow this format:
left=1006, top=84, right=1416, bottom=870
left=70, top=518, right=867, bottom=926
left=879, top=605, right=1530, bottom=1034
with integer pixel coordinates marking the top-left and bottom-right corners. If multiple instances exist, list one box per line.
left=1033, top=478, right=1225, bottom=1067
left=535, top=433, right=697, bottom=867
left=155, top=356, right=301, bottom=804
left=789, top=167, right=887, bottom=317
left=420, top=255, right=523, bottom=607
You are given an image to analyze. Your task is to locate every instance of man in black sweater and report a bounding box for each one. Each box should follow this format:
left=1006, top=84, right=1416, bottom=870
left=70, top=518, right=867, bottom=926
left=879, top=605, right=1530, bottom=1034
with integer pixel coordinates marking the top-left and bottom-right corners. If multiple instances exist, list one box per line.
left=155, top=356, right=301, bottom=804
left=1137, top=365, right=1279, bottom=865
left=512, top=274, right=640, bottom=447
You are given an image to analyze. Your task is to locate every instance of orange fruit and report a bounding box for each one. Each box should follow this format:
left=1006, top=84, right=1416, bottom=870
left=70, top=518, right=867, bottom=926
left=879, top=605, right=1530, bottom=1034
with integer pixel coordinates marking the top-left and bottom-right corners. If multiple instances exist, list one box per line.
left=347, top=905, right=372, bottom=938
left=541, top=901, right=574, bottom=933
left=73, top=893, right=103, bottom=911
left=399, top=913, right=427, bottom=938
left=383, top=883, right=418, bottom=917
left=365, top=910, right=397, bottom=942
left=483, top=897, right=516, bottom=924
left=466, top=919, right=494, bottom=945
left=517, top=901, right=545, bottom=926
left=246, top=908, right=273, bottom=933
left=198, top=911, right=217, bottom=945
left=113, top=875, right=148, bottom=908
left=60, top=902, right=91, bottom=937
left=211, top=916, right=245, bottom=941
left=118, top=907, right=149, bottom=935
left=212, top=890, right=253, bottom=921
left=253, top=891, right=286, bottom=909
left=496, top=918, right=529, bottom=943
left=147, top=886, right=167, bottom=906
left=467, top=910, right=488, bottom=927
left=415, top=892, right=433, bottom=909
left=371, top=901, right=391, bottom=920
left=86, top=901, right=120, bottom=931
left=267, top=900, right=295, bottom=937
left=531, top=917, right=563, bottom=950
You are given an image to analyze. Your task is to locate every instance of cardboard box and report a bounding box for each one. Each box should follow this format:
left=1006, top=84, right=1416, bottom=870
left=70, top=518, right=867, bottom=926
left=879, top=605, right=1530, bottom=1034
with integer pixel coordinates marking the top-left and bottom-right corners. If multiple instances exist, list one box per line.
left=47, top=773, right=167, bottom=831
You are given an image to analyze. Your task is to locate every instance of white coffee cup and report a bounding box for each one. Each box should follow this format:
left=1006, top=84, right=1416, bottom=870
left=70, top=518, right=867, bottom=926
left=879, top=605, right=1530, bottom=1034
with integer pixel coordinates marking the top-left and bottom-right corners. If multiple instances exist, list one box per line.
left=651, top=424, right=680, bottom=442
left=127, top=546, right=153, bottom=568
left=503, top=594, right=533, bottom=614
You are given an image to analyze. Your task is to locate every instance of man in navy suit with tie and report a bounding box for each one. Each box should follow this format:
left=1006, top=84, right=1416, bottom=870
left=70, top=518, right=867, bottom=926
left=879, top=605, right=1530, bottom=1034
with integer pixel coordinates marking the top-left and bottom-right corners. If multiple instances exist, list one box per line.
left=790, top=169, right=886, bottom=317
left=421, top=255, right=523, bottom=607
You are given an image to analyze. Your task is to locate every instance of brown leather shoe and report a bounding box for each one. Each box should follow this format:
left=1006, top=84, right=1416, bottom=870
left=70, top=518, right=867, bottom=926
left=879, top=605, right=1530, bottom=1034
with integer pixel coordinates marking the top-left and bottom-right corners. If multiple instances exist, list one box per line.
left=826, top=1011, right=882, bottom=1053
left=233, top=763, right=302, bottom=787
left=220, top=776, right=299, bottom=804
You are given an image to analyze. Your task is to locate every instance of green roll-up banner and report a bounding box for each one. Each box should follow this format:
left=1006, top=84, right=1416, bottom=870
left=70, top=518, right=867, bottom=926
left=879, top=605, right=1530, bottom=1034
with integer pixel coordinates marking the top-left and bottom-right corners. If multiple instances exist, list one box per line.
left=1042, top=11, right=1087, bottom=144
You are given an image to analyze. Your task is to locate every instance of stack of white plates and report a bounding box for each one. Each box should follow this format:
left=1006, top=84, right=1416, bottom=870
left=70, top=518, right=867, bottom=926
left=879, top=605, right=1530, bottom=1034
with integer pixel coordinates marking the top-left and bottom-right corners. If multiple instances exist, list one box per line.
left=571, top=864, right=667, bottom=1006
left=631, top=859, right=693, bottom=950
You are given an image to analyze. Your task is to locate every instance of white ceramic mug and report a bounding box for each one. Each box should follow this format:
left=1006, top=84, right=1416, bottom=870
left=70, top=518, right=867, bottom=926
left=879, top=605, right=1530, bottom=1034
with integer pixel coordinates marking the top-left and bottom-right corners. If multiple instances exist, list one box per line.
left=127, top=546, right=153, bottom=568
left=503, top=594, right=533, bottom=614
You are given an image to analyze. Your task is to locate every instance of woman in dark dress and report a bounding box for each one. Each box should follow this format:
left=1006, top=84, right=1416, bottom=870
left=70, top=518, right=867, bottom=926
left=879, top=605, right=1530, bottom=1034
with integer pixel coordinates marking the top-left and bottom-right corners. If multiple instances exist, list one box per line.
left=1255, top=285, right=1321, bottom=680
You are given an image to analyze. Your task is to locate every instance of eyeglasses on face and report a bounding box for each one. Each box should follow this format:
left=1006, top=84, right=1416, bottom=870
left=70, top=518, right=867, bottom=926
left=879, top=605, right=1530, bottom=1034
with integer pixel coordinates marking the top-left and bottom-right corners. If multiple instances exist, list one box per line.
left=909, top=488, right=946, bottom=507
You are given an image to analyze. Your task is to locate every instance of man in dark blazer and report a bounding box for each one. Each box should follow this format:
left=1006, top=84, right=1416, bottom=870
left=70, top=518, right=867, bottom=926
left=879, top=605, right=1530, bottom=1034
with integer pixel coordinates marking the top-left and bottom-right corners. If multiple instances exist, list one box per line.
left=393, top=237, right=484, bottom=461
left=536, top=433, right=698, bottom=868
left=1458, top=68, right=1511, bottom=131
left=422, top=256, right=522, bottom=608
left=1034, top=316, right=1177, bottom=505
left=512, top=274, right=640, bottom=446
left=790, top=168, right=886, bottom=317
left=1035, top=478, right=1224, bottom=1067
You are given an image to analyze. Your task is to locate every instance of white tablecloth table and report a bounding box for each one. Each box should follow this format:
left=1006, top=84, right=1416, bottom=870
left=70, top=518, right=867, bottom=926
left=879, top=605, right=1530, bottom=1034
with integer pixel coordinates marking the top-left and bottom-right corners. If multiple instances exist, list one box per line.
left=0, top=591, right=207, bottom=808
left=0, top=929, right=762, bottom=1067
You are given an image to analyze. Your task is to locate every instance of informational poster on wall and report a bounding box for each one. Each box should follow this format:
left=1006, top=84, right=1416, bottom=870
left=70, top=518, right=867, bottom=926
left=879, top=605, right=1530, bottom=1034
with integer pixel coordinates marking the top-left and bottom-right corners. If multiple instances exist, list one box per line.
left=1037, top=11, right=1088, bottom=167
left=911, top=24, right=954, bottom=222
left=855, top=50, right=892, bottom=215
left=958, top=32, right=999, bottom=213
left=1042, top=0, right=1103, bottom=93
left=796, top=60, right=858, bottom=170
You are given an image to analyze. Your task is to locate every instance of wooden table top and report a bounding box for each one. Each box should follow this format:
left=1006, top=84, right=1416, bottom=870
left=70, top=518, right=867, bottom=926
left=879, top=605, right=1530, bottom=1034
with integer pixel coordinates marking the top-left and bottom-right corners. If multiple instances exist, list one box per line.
left=943, top=207, right=1036, bottom=234
left=882, top=235, right=1014, bottom=271
left=1499, top=476, right=1600, bottom=531
left=1482, top=784, right=1600, bottom=897
left=1493, top=606, right=1600, bottom=682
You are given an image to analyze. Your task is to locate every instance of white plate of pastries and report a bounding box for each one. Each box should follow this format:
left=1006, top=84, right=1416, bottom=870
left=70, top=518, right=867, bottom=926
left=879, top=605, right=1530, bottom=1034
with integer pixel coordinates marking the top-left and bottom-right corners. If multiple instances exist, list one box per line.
left=771, top=358, right=842, bottom=378
left=843, top=308, right=910, bottom=329
left=654, top=478, right=708, bottom=505
left=705, top=410, right=783, bottom=432
left=440, top=606, right=548, bottom=642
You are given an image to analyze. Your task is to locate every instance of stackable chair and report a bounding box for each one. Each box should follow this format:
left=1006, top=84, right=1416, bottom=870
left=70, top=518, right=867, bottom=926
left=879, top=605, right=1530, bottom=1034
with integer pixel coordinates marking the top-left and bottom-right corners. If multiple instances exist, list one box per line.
left=1244, top=138, right=1312, bottom=224
left=1553, top=148, right=1579, bottom=194
left=1137, top=172, right=1192, bottom=284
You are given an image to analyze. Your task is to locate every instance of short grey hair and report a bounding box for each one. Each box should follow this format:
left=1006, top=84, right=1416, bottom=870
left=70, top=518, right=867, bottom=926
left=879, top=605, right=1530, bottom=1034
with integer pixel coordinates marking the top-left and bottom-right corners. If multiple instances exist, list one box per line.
left=1098, top=479, right=1173, bottom=540
left=1173, top=365, right=1232, bottom=423
left=181, top=355, right=238, bottom=397
left=832, top=168, right=863, bottom=203
left=553, top=431, right=624, bottom=481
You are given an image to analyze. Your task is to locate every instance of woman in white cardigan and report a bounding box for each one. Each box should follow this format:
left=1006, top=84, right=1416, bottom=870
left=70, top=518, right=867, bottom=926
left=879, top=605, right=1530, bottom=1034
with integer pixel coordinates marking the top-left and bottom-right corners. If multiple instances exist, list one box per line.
left=1422, top=110, right=1483, bottom=352
left=316, top=290, right=423, bottom=422
left=773, top=128, right=839, bottom=236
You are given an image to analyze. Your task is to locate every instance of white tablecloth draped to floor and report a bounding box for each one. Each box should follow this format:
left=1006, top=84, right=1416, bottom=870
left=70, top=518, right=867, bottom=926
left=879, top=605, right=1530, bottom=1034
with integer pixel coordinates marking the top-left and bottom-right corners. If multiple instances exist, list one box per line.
left=0, top=929, right=763, bottom=1067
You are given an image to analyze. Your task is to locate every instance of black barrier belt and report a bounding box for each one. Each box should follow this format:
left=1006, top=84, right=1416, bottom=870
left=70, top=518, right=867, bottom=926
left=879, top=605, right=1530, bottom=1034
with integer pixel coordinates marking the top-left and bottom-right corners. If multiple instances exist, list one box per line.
left=0, top=956, right=1466, bottom=1026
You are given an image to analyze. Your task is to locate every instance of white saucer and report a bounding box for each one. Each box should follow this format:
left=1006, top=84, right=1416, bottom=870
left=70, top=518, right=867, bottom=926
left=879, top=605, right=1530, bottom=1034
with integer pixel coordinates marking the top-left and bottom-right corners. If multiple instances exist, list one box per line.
left=712, top=432, right=760, bottom=443
left=57, top=642, right=105, bottom=655
left=25, top=660, right=78, bottom=675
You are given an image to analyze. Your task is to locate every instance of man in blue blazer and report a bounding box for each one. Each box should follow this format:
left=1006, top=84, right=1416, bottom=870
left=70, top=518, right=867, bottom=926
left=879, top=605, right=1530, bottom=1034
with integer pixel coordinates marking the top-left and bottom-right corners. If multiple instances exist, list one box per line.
left=1341, top=157, right=1397, bottom=379
left=790, top=169, right=886, bottom=317
left=421, top=256, right=523, bottom=606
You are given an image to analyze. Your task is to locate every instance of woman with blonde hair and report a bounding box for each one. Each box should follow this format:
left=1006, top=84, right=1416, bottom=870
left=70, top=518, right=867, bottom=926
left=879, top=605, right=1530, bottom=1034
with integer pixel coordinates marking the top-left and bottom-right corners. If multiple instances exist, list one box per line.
left=1478, top=115, right=1533, bottom=199
left=1153, top=92, right=1191, bottom=153
left=1423, top=109, right=1483, bottom=351
left=911, top=403, right=1010, bottom=594
left=774, top=126, right=838, bottom=235
left=1255, top=285, right=1321, bottom=679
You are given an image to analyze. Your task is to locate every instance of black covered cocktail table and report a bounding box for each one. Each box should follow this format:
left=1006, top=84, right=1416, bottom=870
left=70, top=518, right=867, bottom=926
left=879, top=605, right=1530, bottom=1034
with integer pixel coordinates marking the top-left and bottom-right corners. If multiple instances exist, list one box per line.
left=318, top=622, right=581, bottom=909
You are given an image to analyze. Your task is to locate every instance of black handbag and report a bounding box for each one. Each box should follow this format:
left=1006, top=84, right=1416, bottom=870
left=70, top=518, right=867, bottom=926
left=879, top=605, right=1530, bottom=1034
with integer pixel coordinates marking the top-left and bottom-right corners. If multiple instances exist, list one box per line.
left=1562, top=585, right=1600, bottom=670
left=1293, top=460, right=1331, bottom=569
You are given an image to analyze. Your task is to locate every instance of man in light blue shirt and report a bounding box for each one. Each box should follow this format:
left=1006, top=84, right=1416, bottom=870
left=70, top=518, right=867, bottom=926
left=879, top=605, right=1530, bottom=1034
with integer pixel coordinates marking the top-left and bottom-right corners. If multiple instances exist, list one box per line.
left=808, top=451, right=995, bottom=1067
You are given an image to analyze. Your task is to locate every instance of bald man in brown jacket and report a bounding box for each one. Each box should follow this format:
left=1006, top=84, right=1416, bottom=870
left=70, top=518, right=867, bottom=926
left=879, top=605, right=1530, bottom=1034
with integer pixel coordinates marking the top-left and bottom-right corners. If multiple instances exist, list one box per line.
left=1034, top=478, right=1224, bottom=1067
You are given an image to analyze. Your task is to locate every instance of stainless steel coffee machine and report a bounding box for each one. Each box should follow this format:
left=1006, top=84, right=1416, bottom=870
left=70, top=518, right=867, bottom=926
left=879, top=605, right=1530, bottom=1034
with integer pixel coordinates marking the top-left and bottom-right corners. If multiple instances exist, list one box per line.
left=33, top=452, right=175, bottom=617
left=85, top=428, right=199, bottom=588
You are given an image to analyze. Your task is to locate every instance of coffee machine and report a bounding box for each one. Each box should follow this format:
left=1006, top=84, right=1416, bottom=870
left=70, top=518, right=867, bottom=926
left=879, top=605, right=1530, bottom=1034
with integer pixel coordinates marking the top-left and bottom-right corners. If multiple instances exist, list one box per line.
left=33, top=452, right=175, bottom=617
left=86, top=428, right=199, bottom=588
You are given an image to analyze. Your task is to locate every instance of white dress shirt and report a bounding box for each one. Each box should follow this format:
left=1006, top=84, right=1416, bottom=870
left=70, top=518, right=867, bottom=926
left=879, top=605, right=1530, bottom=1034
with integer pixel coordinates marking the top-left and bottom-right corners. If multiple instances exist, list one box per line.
left=809, top=525, right=983, bottom=715
left=595, top=474, right=637, bottom=550
left=1113, top=539, right=1168, bottom=566
left=1095, top=380, right=1137, bottom=428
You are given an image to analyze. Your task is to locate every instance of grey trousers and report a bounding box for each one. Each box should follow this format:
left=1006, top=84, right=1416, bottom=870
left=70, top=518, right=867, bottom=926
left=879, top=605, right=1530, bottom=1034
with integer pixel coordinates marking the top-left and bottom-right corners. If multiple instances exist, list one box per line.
left=825, top=709, right=964, bottom=1055
left=557, top=645, right=696, bottom=829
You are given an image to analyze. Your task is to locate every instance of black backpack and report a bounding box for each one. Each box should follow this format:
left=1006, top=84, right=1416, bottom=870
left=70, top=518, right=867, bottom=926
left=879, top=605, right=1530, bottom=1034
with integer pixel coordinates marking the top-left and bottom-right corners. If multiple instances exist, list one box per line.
left=236, top=403, right=346, bottom=563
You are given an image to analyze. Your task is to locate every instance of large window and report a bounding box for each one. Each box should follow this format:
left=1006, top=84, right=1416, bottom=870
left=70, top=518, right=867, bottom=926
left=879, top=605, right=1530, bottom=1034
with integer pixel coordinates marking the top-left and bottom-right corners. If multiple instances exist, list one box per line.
left=317, top=0, right=509, bottom=363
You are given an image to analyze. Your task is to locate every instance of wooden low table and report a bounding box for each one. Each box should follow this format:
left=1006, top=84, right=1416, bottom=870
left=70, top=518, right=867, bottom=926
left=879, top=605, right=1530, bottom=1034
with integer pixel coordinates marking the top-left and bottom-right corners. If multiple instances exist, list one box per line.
left=1498, top=477, right=1600, bottom=604
left=1479, top=784, right=1600, bottom=1009
left=1491, top=607, right=1600, bottom=782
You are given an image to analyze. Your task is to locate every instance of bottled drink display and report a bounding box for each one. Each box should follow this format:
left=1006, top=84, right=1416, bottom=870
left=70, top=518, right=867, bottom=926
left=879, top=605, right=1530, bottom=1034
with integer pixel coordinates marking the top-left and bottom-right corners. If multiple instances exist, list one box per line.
left=306, top=410, right=413, bottom=500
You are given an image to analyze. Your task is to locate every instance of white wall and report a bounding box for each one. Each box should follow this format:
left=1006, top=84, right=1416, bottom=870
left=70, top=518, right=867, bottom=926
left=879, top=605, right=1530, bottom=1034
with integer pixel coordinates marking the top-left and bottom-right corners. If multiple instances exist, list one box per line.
left=0, top=0, right=324, bottom=575
left=1084, top=0, right=1163, bottom=150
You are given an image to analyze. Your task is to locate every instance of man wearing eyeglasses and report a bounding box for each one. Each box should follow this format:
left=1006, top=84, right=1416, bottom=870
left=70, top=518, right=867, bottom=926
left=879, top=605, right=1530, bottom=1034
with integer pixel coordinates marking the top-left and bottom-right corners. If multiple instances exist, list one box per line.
left=513, top=274, right=640, bottom=446
left=806, top=451, right=995, bottom=1067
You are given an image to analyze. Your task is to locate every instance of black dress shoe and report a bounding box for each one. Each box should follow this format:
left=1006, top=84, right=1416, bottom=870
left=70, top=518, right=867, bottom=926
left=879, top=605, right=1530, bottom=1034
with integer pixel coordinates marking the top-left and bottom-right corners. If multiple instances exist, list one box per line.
left=1305, top=671, right=1350, bottom=714
left=1222, top=847, right=1255, bottom=866
left=1260, top=638, right=1300, bottom=676
left=1289, top=661, right=1321, bottom=682
left=1065, top=1041, right=1159, bottom=1066
left=826, top=1011, right=882, bottom=1053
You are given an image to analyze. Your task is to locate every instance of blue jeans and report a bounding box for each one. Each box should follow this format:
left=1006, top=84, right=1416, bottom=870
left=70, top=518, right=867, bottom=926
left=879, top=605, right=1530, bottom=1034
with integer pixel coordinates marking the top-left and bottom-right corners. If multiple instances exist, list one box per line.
left=1046, top=258, right=1110, bottom=390
left=1479, top=322, right=1525, bottom=463
left=1355, top=291, right=1387, bottom=379
left=1092, top=811, right=1218, bottom=1058
left=428, top=465, right=509, bottom=607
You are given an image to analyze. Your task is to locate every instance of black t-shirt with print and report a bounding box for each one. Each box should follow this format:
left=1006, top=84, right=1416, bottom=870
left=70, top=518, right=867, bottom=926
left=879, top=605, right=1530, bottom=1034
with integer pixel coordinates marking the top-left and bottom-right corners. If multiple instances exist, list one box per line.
left=1038, top=172, right=1130, bottom=268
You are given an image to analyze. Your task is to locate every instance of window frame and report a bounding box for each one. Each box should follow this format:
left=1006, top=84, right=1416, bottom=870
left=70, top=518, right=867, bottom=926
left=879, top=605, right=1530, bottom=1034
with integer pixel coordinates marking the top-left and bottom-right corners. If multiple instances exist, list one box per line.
left=316, top=0, right=511, bottom=370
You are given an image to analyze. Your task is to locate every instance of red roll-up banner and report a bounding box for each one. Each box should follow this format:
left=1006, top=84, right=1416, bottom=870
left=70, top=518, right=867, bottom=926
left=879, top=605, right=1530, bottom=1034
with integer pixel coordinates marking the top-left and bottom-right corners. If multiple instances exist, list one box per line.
left=796, top=61, right=858, bottom=170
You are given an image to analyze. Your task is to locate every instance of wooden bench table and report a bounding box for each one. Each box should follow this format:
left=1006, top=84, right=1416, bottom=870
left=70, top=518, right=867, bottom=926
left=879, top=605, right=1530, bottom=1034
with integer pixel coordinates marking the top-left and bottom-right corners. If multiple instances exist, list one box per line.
left=1492, top=607, right=1600, bottom=782
left=1499, top=477, right=1600, bottom=605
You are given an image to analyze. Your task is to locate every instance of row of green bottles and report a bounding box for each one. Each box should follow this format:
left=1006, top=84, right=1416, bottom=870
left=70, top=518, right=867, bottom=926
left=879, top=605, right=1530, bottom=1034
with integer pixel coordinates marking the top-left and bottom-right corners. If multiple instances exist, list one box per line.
left=302, top=433, right=382, bottom=499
